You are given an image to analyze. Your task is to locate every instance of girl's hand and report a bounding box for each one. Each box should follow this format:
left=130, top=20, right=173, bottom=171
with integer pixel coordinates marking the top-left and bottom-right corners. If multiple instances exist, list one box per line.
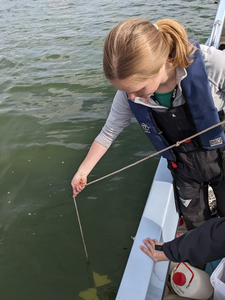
left=71, top=172, right=87, bottom=197
left=70, top=141, right=108, bottom=198
left=139, top=238, right=169, bottom=262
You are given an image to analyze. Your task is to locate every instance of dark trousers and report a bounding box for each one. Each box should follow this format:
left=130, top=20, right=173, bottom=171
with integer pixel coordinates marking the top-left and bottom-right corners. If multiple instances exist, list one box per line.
left=170, top=148, right=225, bottom=230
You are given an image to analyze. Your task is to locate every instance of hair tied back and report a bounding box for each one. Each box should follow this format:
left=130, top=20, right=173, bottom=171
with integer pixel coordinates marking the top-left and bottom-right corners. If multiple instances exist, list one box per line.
left=154, top=23, right=159, bottom=30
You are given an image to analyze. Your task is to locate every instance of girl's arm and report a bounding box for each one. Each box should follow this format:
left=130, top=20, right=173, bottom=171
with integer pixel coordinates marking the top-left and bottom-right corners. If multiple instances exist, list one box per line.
left=71, top=141, right=108, bottom=197
left=71, top=90, right=133, bottom=197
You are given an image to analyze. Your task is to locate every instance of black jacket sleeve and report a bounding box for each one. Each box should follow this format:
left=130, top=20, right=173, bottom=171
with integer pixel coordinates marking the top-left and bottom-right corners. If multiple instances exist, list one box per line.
left=162, top=217, right=225, bottom=267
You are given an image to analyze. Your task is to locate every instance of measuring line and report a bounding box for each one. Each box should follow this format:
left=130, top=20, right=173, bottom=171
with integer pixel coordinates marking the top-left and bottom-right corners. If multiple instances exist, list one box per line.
left=73, top=197, right=89, bottom=261
left=74, top=119, right=225, bottom=260
left=86, top=119, right=225, bottom=186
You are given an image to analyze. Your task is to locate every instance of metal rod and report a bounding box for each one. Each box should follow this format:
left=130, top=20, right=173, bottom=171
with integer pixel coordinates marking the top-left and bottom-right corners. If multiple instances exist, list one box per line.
left=73, top=197, right=89, bottom=261
left=210, top=19, right=222, bottom=47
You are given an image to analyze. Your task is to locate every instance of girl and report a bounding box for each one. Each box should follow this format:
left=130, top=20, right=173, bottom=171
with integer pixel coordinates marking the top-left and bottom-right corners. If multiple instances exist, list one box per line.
left=71, top=18, right=225, bottom=230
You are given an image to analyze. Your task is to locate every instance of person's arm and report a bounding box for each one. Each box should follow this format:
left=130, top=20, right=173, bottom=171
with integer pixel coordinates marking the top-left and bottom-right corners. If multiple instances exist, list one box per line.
left=71, top=90, right=133, bottom=197
left=95, top=90, right=133, bottom=147
left=201, top=45, right=225, bottom=107
left=71, top=141, right=108, bottom=197
left=162, top=217, right=225, bottom=266
left=140, top=217, right=225, bottom=266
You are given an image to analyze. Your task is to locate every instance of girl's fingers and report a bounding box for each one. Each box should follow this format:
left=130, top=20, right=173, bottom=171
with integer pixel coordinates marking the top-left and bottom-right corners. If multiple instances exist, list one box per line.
left=72, top=184, right=86, bottom=197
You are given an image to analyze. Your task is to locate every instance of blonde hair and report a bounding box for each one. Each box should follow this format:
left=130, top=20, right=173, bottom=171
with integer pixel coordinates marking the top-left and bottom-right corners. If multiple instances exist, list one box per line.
left=103, top=18, right=196, bottom=82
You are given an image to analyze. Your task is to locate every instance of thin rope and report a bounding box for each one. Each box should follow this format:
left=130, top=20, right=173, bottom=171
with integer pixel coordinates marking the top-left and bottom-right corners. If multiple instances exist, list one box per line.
left=86, top=120, right=225, bottom=186
left=73, top=197, right=89, bottom=261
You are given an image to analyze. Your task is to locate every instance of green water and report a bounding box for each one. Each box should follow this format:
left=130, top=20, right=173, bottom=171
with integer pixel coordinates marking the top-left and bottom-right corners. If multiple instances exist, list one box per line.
left=1, top=0, right=218, bottom=299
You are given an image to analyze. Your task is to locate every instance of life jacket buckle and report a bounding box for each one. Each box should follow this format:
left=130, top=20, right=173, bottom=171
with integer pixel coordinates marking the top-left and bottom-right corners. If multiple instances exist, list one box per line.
left=171, top=161, right=178, bottom=168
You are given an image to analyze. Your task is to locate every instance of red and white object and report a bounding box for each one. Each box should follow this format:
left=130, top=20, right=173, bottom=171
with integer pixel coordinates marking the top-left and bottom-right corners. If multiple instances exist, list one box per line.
left=171, top=262, right=213, bottom=299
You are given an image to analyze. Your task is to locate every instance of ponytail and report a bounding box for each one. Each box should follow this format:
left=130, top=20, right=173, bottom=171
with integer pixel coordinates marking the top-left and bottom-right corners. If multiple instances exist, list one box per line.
left=155, top=19, right=196, bottom=68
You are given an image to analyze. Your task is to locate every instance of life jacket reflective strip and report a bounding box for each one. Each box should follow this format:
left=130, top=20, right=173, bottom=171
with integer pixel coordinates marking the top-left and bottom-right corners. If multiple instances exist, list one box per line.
left=128, top=40, right=225, bottom=161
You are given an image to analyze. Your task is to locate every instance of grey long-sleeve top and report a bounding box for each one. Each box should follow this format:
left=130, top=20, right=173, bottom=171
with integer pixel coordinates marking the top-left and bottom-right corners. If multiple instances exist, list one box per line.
left=95, top=45, right=225, bottom=148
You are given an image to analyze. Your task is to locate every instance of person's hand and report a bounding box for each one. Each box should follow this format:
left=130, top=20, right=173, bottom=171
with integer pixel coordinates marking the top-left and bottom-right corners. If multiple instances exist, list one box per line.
left=71, top=172, right=87, bottom=197
left=139, top=238, right=169, bottom=262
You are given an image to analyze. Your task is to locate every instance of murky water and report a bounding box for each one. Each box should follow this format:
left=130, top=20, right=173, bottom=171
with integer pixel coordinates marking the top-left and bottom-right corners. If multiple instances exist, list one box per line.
left=0, top=0, right=218, bottom=299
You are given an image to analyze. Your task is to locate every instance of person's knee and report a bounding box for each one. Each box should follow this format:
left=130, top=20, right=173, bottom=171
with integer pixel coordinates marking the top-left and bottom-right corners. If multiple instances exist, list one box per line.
left=183, top=215, right=208, bottom=230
